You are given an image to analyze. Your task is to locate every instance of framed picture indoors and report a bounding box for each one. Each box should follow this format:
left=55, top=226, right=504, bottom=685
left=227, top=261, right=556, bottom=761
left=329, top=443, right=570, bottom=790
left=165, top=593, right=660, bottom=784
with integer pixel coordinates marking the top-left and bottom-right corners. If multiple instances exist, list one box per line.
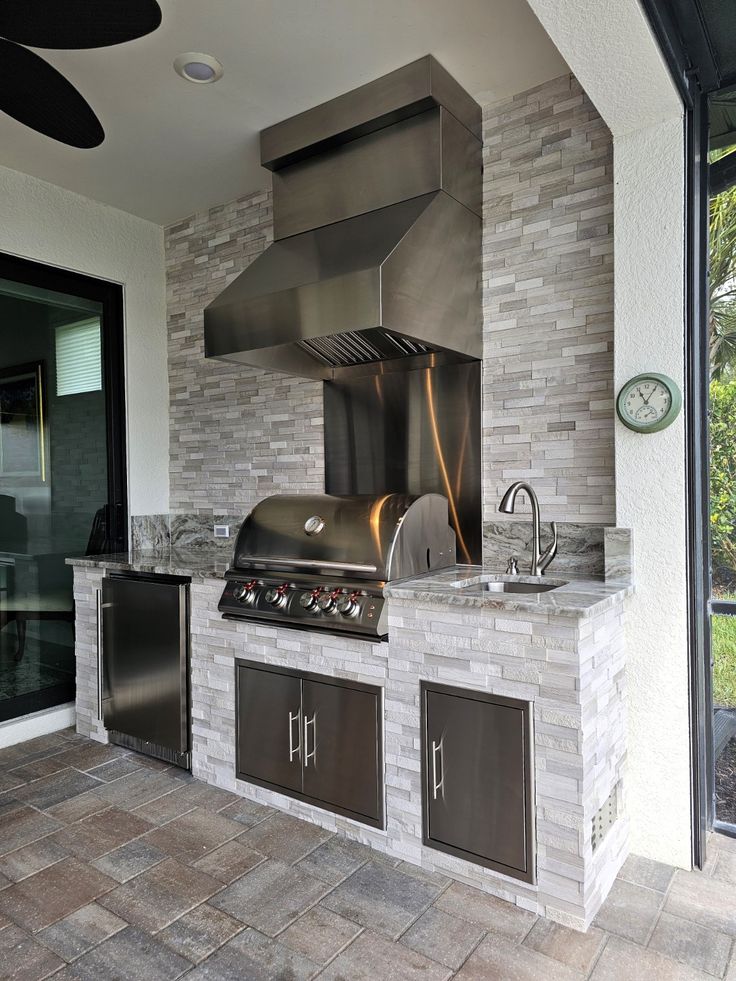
left=0, top=361, right=46, bottom=481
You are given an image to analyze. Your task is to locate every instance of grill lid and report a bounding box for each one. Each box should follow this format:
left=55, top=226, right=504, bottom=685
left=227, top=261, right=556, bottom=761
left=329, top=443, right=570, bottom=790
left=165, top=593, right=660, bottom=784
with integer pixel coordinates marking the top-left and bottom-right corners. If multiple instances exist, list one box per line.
left=231, top=493, right=456, bottom=582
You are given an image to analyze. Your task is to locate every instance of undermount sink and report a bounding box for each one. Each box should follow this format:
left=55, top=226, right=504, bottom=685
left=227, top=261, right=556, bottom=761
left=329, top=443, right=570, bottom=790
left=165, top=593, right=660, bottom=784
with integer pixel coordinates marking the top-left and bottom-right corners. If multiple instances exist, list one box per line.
left=452, top=576, right=568, bottom=595
left=482, top=580, right=561, bottom=594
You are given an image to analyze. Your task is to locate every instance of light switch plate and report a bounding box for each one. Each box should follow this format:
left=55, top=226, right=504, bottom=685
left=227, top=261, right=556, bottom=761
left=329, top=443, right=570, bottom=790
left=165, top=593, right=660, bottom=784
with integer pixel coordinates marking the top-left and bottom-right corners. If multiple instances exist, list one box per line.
left=214, top=524, right=230, bottom=539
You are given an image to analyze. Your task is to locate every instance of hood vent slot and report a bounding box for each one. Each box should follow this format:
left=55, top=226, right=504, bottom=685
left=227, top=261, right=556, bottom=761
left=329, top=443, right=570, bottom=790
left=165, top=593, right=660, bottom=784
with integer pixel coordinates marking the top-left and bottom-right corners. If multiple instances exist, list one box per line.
left=298, top=330, right=433, bottom=368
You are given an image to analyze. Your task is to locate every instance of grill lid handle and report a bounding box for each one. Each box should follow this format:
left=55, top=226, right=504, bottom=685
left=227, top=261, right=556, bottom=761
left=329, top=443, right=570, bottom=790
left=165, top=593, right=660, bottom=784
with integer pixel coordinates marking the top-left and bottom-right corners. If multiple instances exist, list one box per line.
left=234, top=556, right=378, bottom=575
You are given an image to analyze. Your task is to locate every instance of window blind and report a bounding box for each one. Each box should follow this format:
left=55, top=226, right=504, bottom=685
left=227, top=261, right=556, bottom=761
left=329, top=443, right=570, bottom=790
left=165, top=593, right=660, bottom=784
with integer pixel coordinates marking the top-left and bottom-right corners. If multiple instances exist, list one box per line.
left=55, top=319, right=102, bottom=396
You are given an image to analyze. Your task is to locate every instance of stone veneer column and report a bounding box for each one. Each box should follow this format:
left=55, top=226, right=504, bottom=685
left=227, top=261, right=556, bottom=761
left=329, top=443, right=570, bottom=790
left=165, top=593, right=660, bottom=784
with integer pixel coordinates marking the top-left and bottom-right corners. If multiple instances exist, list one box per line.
left=73, top=567, right=108, bottom=744
left=482, top=74, right=615, bottom=527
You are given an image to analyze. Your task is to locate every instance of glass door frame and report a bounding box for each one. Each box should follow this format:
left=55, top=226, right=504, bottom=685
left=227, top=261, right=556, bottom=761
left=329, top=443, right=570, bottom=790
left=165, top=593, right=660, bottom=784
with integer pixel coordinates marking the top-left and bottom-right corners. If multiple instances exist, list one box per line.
left=0, top=251, right=128, bottom=555
left=638, top=0, right=713, bottom=866
left=687, top=90, right=716, bottom=855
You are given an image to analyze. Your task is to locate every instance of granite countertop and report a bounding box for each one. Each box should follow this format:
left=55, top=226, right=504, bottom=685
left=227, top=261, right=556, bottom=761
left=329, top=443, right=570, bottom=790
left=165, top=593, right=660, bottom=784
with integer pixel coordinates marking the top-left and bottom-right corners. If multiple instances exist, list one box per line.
left=385, top=565, right=633, bottom=619
left=66, top=548, right=230, bottom=580
left=67, top=552, right=633, bottom=619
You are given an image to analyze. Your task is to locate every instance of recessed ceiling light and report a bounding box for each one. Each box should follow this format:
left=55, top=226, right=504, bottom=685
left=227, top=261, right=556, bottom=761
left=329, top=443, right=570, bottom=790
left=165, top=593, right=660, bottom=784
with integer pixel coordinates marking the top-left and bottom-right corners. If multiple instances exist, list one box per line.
left=174, top=52, right=223, bottom=84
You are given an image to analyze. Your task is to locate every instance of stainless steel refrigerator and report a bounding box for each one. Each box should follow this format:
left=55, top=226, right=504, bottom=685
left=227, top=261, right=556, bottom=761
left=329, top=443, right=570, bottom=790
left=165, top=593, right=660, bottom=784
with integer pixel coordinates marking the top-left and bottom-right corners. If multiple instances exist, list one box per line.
left=101, top=572, right=190, bottom=769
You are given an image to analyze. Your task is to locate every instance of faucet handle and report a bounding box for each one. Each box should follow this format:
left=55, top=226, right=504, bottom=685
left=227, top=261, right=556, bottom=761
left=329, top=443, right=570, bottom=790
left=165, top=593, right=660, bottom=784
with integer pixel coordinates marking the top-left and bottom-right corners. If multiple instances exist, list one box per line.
left=539, top=522, right=558, bottom=573
left=506, top=556, right=519, bottom=575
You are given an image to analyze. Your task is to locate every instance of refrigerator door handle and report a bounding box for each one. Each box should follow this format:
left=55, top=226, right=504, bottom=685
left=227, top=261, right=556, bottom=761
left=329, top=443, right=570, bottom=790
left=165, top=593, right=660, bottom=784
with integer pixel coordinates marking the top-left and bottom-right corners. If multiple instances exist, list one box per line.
left=178, top=584, right=190, bottom=754
left=96, top=588, right=103, bottom=721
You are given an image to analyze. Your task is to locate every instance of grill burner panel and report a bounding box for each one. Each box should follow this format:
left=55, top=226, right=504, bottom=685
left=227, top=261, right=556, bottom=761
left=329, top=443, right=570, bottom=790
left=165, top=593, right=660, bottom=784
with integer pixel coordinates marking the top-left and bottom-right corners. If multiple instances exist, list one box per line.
left=219, top=493, right=455, bottom=641
left=220, top=576, right=386, bottom=639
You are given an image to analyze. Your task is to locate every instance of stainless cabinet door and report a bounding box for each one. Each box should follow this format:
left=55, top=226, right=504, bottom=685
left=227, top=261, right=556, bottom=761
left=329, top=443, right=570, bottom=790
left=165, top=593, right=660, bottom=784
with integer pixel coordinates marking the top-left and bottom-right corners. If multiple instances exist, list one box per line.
left=302, top=678, right=380, bottom=822
left=425, top=688, right=530, bottom=875
left=102, top=576, right=188, bottom=753
left=237, top=665, right=302, bottom=794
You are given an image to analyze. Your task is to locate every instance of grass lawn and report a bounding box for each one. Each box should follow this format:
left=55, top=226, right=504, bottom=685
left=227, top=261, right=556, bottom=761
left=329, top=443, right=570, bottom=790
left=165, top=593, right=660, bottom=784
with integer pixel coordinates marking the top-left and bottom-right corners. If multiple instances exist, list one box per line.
left=714, top=612, right=736, bottom=707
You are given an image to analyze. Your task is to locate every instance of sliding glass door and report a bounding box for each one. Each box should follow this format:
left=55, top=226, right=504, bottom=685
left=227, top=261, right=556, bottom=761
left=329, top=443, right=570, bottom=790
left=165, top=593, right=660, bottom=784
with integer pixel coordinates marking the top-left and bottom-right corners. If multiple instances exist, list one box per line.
left=708, top=127, right=736, bottom=836
left=0, top=254, right=126, bottom=723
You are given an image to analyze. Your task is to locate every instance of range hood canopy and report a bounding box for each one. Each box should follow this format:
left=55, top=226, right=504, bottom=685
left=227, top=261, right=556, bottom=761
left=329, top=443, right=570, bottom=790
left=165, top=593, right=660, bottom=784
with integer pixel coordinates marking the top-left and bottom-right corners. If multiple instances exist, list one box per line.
left=204, top=56, right=482, bottom=380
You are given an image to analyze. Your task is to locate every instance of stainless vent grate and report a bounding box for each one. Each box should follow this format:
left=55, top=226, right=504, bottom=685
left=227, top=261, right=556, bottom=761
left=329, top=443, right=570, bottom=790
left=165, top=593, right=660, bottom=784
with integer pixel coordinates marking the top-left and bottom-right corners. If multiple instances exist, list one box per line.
left=591, top=784, right=619, bottom=852
left=107, top=728, right=190, bottom=770
left=298, top=329, right=433, bottom=368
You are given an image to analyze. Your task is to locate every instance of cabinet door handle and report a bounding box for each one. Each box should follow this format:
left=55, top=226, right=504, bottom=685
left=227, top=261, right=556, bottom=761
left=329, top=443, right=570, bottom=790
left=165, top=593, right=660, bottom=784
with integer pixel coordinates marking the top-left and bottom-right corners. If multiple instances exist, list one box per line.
left=304, top=713, right=316, bottom=767
left=431, top=739, right=444, bottom=800
left=96, top=588, right=103, bottom=721
left=288, top=710, right=301, bottom=762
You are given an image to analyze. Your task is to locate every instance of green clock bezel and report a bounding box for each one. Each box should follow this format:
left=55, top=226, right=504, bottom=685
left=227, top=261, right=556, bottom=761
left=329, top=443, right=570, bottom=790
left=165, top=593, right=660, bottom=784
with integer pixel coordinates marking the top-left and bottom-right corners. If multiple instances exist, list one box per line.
left=616, top=372, right=682, bottom=433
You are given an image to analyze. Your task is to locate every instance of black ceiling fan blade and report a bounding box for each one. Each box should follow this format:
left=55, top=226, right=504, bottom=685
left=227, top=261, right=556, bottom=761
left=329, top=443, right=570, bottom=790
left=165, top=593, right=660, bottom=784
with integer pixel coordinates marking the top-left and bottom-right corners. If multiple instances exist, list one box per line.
left=0, top=0, right=162, bottom=50
left=0, top=39, right=104, bottom=148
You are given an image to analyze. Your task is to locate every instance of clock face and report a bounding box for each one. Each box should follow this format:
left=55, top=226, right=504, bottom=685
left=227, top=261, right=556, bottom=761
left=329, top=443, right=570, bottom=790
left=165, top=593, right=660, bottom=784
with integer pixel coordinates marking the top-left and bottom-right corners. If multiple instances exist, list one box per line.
left=622, top=379, right=671, bottom=425
left=616, top=373, right=681, bottom=433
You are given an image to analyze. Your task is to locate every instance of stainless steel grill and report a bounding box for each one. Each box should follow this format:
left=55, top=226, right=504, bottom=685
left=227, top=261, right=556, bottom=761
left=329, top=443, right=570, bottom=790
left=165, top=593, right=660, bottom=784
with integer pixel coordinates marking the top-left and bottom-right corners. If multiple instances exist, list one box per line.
left=219, top=493, right=456, bottom=640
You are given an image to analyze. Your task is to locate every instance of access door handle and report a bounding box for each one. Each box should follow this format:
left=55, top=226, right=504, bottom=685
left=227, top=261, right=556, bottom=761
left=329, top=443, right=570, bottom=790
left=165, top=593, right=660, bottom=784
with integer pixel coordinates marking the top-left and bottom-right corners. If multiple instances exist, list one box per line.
left=431, top=739, right=444, bottom=800
left=303, top=713, right=316, bottom=767
left=288, top=710, right=301, bottom=762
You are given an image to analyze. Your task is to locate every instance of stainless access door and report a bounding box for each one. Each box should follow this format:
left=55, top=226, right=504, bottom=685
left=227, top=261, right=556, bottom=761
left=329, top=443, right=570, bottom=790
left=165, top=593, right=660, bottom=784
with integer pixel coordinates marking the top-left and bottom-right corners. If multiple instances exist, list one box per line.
left=236, top=664, right=303, bottom=794
left=102, top=574, right=189, bottom=758
left=423, top=684, right=534, bottom=882
left=301, top=677, right=382, bottom=823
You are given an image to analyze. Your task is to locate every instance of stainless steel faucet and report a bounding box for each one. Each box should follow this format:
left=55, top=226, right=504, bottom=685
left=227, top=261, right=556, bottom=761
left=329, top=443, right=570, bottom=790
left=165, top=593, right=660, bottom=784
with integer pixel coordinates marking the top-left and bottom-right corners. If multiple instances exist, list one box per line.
left=498, top=481, right=558, bottom=576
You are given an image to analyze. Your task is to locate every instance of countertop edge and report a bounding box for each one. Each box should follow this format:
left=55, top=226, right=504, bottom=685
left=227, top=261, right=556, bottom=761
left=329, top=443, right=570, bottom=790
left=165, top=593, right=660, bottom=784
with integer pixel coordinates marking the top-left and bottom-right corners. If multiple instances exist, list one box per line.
left=385, top=566, right=633, bottom=619
left=68, top=554, right=634, bottom=619
left=66, top=551, right=229, bottom=581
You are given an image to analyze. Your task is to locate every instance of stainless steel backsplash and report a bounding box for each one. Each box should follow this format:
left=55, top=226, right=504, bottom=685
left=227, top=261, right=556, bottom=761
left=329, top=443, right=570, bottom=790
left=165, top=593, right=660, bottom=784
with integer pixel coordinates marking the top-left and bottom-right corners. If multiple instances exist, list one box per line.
left=323, top=361, right=481, bottom=564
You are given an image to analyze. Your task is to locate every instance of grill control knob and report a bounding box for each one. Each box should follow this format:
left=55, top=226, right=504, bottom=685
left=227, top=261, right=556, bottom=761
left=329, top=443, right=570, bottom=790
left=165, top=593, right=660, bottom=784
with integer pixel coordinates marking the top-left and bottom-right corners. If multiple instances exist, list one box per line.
left=265, top=585, right=288, bottom=608
left=317, top=592, right=337, bottom=614
left=337, top=594, right=360, bottom=618
left=299, top=591, right=318, bottom=612
left=233, top=580, right=257, bottom=603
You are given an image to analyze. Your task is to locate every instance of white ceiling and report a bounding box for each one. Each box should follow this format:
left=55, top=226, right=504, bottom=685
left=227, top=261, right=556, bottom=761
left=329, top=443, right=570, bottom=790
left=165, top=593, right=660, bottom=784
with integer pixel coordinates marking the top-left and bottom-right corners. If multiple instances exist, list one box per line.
left=0, top=0, right=567, bottom=226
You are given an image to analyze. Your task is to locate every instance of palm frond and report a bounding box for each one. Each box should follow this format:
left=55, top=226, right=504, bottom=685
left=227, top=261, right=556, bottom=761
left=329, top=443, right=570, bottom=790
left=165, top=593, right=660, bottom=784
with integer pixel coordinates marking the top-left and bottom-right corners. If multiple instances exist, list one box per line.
left=710, top=154, right=736, bottom=376
left=711, top=299, right=736, bottom=379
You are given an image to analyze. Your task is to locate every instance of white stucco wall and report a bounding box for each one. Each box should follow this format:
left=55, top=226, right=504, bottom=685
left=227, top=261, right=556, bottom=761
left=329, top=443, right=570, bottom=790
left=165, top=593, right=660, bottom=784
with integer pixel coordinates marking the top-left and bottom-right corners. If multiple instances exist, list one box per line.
left=0, top=163, right=169, bottom=517
left=527, top=0, right=692, bottom=866
left=614, top=119, right=690, bottom=866
left=524, top=0, right=679, bottom=134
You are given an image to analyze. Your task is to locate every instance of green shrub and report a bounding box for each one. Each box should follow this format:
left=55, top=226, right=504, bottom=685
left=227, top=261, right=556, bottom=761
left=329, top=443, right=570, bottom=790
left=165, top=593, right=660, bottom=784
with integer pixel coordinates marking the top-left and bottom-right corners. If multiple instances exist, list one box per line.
left=710, top=379, right=736, bottom=590
left=713, top=613, right=736, bottom=707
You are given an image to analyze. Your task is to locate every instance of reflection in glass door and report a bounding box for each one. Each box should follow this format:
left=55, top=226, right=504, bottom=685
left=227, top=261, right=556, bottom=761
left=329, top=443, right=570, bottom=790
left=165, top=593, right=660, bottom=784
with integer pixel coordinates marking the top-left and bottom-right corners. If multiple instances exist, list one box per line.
left=709, top=139, right=736, bottom=834
left=0, top=255, right=126, bottom=723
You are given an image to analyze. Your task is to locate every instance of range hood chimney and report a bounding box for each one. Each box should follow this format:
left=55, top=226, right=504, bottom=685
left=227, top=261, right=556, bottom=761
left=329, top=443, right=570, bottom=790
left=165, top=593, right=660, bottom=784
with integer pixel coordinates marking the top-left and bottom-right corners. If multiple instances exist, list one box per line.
left=204, top=56, right=482, bottom=379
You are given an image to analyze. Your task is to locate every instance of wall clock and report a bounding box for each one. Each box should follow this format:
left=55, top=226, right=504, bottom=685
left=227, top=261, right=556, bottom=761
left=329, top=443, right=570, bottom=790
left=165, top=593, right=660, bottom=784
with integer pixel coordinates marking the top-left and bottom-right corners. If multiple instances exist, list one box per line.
left=616, top=373, right=682, bottom=433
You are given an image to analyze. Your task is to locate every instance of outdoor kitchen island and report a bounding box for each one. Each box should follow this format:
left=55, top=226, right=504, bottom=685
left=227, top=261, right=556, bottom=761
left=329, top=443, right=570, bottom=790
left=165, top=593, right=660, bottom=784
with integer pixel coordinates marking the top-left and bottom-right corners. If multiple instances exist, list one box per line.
left=68, top=544, right=631, bottom=933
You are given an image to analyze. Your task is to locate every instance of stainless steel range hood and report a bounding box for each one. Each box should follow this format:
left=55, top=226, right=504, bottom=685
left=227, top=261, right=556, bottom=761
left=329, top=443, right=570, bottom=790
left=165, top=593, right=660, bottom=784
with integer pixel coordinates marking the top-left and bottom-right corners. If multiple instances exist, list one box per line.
left=204, top=56, right=482, bottom=380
